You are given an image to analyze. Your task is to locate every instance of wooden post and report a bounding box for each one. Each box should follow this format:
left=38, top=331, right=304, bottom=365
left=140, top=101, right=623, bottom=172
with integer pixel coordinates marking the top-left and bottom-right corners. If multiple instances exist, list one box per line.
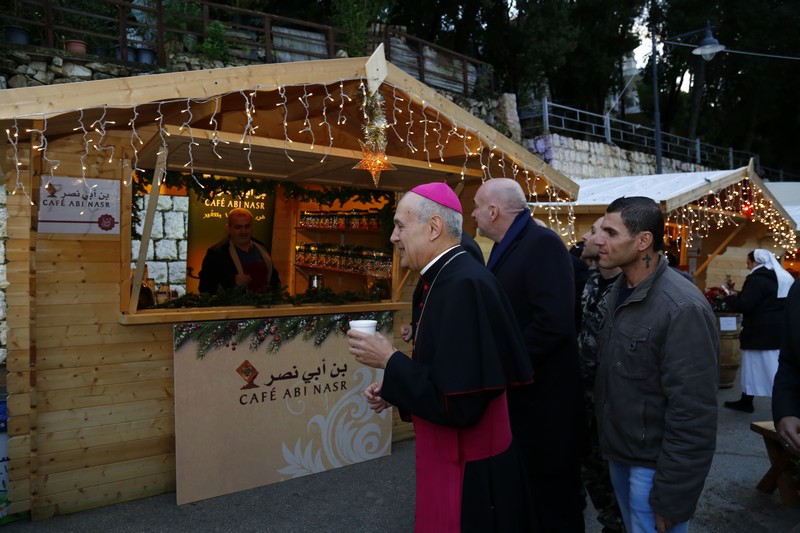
left=264, top=15, right=273, bottom=63
left=128, top=148, right=166, bottom=315
left=120, top=160, right=134, bottom=314
left=155, top=0, right=166, bottom=67
left=392, top=268, right=411, bottom=303
left=327, top=27, right=335, bottom=58
left=44, top=0, right=54, bottom=48
left=461, top=59, right=469, bottom=97
left=119, top=1, right=130, bottom=62
left=693, top=223, right=746, bottom=277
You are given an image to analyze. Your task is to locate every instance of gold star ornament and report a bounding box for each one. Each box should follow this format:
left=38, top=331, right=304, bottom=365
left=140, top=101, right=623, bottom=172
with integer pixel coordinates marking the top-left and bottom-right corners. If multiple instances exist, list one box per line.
left=353, top=140, right=395, bottom=187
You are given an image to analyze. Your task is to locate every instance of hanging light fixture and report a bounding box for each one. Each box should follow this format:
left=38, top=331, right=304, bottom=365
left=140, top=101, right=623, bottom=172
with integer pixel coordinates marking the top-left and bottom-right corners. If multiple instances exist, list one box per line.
left=692, top=22, right=726, bottom=61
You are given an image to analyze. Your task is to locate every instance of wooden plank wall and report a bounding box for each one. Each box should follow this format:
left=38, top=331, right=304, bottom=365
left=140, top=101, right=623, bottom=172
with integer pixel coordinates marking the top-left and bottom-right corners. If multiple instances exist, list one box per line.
left=4, top=140, right=36, bottom=517
left=4, top=136, right=177, bottom=519
left=1, top=133, right=421, bottom=519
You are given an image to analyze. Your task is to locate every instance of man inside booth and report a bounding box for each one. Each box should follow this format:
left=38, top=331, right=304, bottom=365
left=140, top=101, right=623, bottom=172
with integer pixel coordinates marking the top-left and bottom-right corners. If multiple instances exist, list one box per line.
left=198, top=207, right=281, bottom=294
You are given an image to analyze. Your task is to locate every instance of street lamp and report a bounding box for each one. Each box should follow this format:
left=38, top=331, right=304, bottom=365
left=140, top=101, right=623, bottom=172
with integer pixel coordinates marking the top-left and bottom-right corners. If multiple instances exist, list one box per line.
left=692, top=24, right=726, bottom=61
left=651, top=22, right=724, bottom=173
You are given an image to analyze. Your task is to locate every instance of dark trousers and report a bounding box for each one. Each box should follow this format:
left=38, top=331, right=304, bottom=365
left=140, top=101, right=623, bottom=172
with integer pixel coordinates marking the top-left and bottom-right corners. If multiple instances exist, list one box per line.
left=519, top=442, right=585, bottom=533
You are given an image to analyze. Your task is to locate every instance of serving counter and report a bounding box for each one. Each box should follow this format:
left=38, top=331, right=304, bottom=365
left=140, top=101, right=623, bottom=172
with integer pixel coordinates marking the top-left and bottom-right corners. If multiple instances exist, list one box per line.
left=165, top=304, right=402, bottom=504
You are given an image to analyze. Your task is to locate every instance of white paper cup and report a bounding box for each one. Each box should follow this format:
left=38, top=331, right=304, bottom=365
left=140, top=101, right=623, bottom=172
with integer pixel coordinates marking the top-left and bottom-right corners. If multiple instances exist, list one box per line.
left=349, top=319, right=377, bottom=335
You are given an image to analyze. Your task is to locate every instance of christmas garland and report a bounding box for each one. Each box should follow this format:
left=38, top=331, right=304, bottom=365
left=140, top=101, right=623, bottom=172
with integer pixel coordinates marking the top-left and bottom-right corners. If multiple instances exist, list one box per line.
left=154, top=286, right=382, bottom=309
left=174, top=310, right=393, bottom=358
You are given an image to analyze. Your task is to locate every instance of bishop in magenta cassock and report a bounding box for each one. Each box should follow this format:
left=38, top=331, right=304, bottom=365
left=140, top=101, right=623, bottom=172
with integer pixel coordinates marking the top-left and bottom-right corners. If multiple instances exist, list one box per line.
left=348, top=182, right=537, bottom=532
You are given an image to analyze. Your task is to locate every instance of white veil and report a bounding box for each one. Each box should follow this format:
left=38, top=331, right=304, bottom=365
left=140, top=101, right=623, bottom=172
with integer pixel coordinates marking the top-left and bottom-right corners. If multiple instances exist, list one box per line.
left=753, top=249, right=794, bottom=298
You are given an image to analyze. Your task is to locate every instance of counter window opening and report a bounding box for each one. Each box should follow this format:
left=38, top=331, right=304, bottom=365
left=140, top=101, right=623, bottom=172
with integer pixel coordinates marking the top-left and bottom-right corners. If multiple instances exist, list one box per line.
left=121, top=171, right=402, bottom=324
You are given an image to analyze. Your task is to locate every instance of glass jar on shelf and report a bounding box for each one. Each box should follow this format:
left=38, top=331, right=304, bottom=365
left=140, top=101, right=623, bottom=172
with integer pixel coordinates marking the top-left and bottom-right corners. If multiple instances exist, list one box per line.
left=295, top=244, right=307, bottom=265
left=349, top=210, right=361, bottom=230
left=327, top=247, right=342, bottom=270
left=368, top=210, right=380, bottom=230
left=362, top=250, right=375, bottom=272
left=335, top=211, right=347, bottom=229
left=307, top=244, right=319, bottom=266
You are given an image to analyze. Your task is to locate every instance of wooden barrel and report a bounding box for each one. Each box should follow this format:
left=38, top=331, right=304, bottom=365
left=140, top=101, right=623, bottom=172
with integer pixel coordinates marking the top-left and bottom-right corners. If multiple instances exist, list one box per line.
left=715, top=312, right=742, bottom=389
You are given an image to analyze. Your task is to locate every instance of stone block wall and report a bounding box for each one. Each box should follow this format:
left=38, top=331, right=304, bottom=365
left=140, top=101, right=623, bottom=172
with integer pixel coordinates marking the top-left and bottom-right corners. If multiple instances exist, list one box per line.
left=462, top=93, right=522, bottom=143
left=0, top=46, right=264, bottom=89
left=526, top=133, right=712, bottom=180
left=132, top=195, right=189, bottom=296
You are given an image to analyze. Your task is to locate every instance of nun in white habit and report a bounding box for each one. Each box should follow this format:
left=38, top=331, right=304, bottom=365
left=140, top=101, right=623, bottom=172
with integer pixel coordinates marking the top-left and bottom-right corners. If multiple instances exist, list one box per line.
left=724, top=249, right=794, bottom=412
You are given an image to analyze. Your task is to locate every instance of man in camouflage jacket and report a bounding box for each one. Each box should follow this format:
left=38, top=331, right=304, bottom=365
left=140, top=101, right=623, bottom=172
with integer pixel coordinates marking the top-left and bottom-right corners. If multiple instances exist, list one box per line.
left=577, top=216, right=623, bottom=532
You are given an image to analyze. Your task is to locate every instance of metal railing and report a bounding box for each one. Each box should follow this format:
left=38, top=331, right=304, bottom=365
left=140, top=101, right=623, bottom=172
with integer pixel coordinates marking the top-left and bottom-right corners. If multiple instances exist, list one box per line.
left=367, top=25, right=492, bottom=95
left=1, top=0, right=489, bottom=95
left=1, top=0, right=346, bottom=64
left=520, top=97, right=756, bottom=172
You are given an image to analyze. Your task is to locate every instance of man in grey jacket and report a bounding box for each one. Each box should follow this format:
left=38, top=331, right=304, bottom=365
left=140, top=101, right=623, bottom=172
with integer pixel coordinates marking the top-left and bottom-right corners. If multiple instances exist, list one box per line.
left=594, top=196, right=718, bottom=533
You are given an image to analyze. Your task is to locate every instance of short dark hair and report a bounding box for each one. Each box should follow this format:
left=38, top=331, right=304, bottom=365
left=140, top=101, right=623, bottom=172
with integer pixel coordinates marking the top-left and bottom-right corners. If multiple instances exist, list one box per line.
left=606, top=196, right=664, bottom=252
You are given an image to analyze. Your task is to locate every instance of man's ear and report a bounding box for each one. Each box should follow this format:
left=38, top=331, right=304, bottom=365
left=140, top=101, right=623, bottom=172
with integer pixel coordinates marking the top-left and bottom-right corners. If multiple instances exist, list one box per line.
left=489, top=204, right=498, bottom=222
left=637, top=231, right=654, bottom=252
left=428, top=215, right=444, bottom=241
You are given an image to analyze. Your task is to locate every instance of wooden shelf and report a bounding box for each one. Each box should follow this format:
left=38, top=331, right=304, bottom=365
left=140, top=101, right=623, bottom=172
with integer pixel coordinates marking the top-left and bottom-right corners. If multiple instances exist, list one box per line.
left=295, top=226, right=382, bottom=234
left=295, top=263, right=391, bottom=279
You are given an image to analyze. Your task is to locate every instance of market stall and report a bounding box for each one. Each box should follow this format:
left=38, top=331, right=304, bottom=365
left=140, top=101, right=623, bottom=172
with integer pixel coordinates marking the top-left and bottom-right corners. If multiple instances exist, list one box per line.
left=765, top=181, right=800, bottom=277
left=559, top=162, right=796, bottom=289
left=0, top=47, right=577, bottom=517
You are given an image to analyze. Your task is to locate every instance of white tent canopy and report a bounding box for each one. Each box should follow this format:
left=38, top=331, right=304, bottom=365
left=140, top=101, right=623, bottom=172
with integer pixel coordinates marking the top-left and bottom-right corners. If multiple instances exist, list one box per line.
left=531, top=163, right=796, bottom=251
left=765, top=182, right=800, bottom=230
left=573, top=168, right=751, bottom=212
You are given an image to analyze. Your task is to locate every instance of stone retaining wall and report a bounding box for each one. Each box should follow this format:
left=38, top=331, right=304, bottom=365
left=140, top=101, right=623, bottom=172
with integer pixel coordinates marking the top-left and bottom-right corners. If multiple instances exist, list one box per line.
left=526, top=133, right=712, bottom=180
left=0, top=45, right=259, bottom=89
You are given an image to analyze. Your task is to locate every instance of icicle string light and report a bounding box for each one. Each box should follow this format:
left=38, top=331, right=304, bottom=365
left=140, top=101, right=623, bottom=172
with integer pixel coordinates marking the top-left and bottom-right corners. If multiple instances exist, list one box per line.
left=91, top=105, right=116, bottom=167
left=155, top=102, right=168, bottom=185
left=432, top=109, right=445, bottom=162
left=298, top=84, right=315, bottom=151
left=0, top=78, right=592, bottom=233
left=388, top=86, right=405, bottom=142
left=658, top=176, right=797, bottom=250
left=76, top=108, right=89, bottom=181
left=28, top=115, right=60, bottom=181
left=239, top=89, right=258, bottom=171
left=207, top=96, right=228, bottom=161
left=337, top=80, right=350, bottom=126
left=278, top=85, right=294, bottom=163
left=127, top=104, right=144, bottom=184
left=179, top=98, right=204, bottom=189
left=5, top=119, right=32, bottom=204
left=320, top=83, right=334, bottom=163
left=421, top=101, right=432, bottom=167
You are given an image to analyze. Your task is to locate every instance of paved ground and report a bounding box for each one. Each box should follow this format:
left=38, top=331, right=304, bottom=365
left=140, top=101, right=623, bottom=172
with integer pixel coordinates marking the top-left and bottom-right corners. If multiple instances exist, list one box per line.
left=2, top=383, right=800, bottom=532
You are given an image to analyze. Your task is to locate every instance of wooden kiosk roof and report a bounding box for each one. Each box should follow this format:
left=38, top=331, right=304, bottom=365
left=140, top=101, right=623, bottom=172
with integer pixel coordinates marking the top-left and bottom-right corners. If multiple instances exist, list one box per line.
left=0, top=46, right=577, bottom=198
left=562, top=163, right=796, bottom=250
left=765, top=182, right=800, bottom=231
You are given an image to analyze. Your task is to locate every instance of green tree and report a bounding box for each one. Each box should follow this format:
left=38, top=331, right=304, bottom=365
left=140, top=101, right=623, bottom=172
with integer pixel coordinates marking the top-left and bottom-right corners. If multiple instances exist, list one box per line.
left=545, top=0, right=645, bottom=112
left=332, top=0, right=395, bottom=56
left=647, top=0, right=800, bottom=174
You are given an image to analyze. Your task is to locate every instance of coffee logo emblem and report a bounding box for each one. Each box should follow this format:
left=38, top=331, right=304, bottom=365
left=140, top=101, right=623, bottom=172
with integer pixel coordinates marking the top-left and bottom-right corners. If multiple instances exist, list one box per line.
left=236, top=360, right=259, bottom=389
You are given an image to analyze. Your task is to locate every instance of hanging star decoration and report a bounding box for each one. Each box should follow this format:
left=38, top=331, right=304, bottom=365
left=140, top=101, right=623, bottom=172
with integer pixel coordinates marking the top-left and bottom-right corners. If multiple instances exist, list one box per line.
left=354, top=89, right=394, bottom=187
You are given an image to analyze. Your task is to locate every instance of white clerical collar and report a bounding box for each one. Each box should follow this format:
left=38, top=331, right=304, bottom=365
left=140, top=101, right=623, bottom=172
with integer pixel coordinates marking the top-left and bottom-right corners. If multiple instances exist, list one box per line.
left=421, top=245, right=460, bottom=275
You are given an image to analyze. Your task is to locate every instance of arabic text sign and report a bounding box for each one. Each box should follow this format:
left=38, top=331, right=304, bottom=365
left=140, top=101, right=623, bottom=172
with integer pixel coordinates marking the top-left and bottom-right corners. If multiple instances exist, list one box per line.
left=173, top=320, right=392, bottom=504
left=38, top=177, right=120, bottom=234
